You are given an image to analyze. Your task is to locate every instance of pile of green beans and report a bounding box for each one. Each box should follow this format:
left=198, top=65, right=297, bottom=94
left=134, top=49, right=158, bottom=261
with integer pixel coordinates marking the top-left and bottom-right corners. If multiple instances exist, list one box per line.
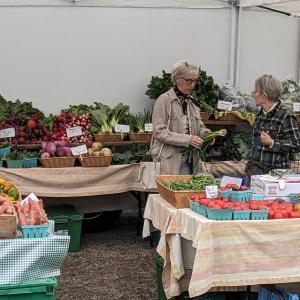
left=163, top=174, right=219, bottom=191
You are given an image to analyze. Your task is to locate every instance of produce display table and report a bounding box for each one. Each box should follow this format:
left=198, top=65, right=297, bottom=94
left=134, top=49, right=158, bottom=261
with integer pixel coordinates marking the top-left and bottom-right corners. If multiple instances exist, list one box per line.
left=143, top=194, right=300, bottom=299
left=0, top=164, right=150, bottom=197
left=0, top=221, right=70, bottom=285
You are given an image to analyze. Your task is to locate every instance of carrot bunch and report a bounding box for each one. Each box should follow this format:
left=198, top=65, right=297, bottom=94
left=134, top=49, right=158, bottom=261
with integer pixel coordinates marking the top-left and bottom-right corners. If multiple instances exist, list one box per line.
left=14, top=198, right=48, bottom=226
left=0, top=196, right=14, bottom=215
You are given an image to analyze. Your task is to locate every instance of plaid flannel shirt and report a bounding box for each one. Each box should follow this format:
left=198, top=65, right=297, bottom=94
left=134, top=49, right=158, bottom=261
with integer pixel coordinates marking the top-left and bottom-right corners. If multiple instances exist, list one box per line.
left=249, top=101, right=300, bottom=171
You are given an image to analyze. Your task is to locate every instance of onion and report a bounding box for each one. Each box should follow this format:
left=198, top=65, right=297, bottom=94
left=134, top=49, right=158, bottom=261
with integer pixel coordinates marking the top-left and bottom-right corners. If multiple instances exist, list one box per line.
left=45, top=142, right=56, bottom=155
left=41, top=142, right=47, bottom=150
left=41, top=152, right=50, bottom=159
left=99, top=148, right=112, bottom=156
left=54, top=140, right=69, bottom=148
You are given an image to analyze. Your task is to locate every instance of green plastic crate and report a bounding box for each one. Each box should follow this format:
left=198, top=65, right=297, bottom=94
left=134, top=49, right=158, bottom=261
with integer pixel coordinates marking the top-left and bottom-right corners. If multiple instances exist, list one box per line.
left=46, top=204, right=83, bottom=252
left=0, top=277, right=57, bottom=300
left=155, top=255, right=226, bottom=300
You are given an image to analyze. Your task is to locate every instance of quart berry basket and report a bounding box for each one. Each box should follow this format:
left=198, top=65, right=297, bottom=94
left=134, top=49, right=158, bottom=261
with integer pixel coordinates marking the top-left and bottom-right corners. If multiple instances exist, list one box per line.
left=250, top=210, right=268, bottom=220
left=220, top=189, right=231, bottom=199
left=206, top=208, right=233, bottom=221
left=230, top=190, right=253, bottom=202
left=251, top=193, right=266, bottom=200
left=233, top=210, right=251, bottom=220
left=6, top=159, right=24, bottom=168
left=195, top=203, right=207, bottom=217
left=20, top=224, right=49, bottom=238
left=289, top=194, right=300, bottom=203
left=0, top=147, right=11, bottom=158
left=22, top=157, right=38, bottom=168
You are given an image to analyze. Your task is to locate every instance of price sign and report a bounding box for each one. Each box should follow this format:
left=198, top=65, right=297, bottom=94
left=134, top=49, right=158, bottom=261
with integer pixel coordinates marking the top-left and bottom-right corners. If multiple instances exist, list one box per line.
left=217, top=100, right=233, bottom=111
left=293, top=102, right=300, bottom=112
left=66, top=126, right=82, bottom=138
left=205, top=185, right=218, bottom=199
left=21, top=192, right=39, bottom=204
left=115, top=124, right=130, bottom=133
left=0, top=128, right=15, bottom=138
left=288, top=84, right=296, bottom=93
left=144, top=123, right=153, bottom=132
left=71, top=144, right=88, bottom=156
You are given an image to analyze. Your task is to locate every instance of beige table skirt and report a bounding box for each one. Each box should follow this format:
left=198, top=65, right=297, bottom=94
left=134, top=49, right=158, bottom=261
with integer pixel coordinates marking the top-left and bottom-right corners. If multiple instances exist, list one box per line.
left=144, top=194, right=300, bottom=299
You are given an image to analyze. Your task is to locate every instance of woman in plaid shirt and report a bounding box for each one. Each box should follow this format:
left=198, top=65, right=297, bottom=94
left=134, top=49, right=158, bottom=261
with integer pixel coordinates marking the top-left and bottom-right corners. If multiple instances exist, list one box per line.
left=245, top=75, right=300, bottom=176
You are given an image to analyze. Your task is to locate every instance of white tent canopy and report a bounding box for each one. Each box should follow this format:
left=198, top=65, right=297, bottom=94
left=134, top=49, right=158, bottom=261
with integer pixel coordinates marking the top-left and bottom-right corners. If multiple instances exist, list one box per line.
left=236, top=0, right=300, bottom=16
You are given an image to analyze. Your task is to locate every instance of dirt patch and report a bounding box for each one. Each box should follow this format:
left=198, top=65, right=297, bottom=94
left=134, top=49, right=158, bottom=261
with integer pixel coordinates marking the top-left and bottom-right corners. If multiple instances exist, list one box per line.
left=56, top=211, right=157, bottom=300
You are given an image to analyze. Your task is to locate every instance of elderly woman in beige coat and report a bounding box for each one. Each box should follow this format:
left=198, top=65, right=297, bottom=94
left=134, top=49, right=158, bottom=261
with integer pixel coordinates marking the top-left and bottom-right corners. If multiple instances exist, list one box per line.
left=151, top=60, right=209, bottom=175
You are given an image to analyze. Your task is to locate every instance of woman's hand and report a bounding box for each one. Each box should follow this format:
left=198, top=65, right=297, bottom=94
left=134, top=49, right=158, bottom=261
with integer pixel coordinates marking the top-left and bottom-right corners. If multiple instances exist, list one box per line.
left=260, top=131, right=273, bottom=146
left=190, top=135, right=204, bottom=149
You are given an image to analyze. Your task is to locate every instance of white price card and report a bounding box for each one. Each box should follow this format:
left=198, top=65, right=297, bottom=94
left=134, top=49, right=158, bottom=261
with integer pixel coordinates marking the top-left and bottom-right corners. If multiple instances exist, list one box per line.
left=66, top=126, right=82, bottom=138
left=71, top=144, right=88, bottom=156
left=288, top=84, right=296, bottom=93
left=21, top=192, right=39, bottom=204
left=293, top=102, right=300, bottom=112
left=115, top=124, right=130, bottom=133
left=205, top=185, right=218, bottom=199
left=0, top=128, right=15, bottom=138
left=144, top=123, right=153, bottom=132
left=217, top=100, right=233, bottom=111
left=220, top=175, right=242, bottom=188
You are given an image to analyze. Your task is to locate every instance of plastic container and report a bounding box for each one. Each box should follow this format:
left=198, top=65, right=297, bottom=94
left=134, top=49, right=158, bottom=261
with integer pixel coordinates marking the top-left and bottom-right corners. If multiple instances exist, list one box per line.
left=289, top=193, right=300, bottom=203
left=206, top=208, right=232, bottom=221
left=0, top=147, right=11, bottom=158
left=46, top=204, right=83, bottom=252
left=0, top=277, right=57, bottom=300
left=230, top=190, right=253, bottom=202
left=20, top=224, right=49, bottom=238
left=6, top=160, right=23, bottom=168
left=22, top=158, right=38, bottom=168
left=251, top=210, right=269, bottom=220
left=233, top=210, right=251, bottom=220
left=258, top=286, right=299, bottom=300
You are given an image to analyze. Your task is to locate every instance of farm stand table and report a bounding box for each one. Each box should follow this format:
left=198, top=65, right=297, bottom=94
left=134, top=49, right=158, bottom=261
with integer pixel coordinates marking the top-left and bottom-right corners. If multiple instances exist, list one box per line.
left=143, top=194, right=300, bottom=299
left=0, top=164, right=155, bottom=234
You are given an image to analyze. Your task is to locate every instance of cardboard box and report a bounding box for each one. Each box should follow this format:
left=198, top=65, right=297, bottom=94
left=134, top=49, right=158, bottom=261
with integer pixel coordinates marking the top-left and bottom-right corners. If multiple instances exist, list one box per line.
left=251, top=174, right=300, bottom=197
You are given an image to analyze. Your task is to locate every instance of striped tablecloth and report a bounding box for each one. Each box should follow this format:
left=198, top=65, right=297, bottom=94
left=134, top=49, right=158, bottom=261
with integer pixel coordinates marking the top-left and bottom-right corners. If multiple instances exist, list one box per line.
left=144, top=194, right=300, bottom=299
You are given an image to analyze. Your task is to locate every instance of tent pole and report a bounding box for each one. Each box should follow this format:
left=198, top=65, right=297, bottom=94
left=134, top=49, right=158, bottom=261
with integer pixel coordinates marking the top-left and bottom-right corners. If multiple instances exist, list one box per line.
left=229, top=5, right=238, bottom=85
left=235, top=6, right=243, bottom=87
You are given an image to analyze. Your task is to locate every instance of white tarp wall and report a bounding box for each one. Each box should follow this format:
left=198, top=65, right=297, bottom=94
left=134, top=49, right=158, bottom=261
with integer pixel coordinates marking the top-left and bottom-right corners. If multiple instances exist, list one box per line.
left=0, top=0, right=299, bottom=114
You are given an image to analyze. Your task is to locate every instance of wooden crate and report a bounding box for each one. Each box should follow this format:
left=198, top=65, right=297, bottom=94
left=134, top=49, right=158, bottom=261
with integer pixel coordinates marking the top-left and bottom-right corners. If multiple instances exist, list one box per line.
left=154, top=175, right=205, bottom=209
left=0, top=201, right=17, bottom=239
left=94, top=134, right=123, bottom=143
left=39, top=157, right=76, bottom=168
left=129, top=133, right=152, bottom=143
left=79, top=155, right=112, bottom=167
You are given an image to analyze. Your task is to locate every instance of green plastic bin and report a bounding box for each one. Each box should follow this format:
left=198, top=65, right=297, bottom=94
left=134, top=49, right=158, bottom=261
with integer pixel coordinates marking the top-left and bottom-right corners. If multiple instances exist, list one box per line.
left=155, top=255, right=226, bottom=300
left=46, top=204, right=83, bottom=252
left=0, top=277, right=57, bottom=300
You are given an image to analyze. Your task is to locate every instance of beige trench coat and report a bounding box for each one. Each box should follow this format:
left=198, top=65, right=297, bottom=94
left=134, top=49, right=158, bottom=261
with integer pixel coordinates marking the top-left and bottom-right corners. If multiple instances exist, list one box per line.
left=150, top=88, right=207, bottom=175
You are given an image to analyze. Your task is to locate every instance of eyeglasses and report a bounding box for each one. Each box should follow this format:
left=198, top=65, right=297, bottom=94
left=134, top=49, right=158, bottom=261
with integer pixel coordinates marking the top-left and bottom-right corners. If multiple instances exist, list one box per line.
left=251, top=90, right=260, bottom=96
left=178, top=77, right=198, bottom=85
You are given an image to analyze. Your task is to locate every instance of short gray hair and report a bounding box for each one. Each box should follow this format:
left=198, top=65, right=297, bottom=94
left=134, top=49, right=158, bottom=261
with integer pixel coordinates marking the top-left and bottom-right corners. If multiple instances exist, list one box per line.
left=171, top=60, right=198, bottom=84
left=255, top=75, right=282, bottom=102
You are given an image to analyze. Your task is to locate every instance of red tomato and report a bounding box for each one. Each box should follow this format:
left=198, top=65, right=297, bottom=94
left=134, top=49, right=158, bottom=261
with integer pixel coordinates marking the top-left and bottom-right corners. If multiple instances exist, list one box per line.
left=273, top=212, right=284, bottom=219
left=290, top=211, right=300, bottom=218
left=189, top=194, right=197, bottom=200
left=240, top=185, right=248, bottom=191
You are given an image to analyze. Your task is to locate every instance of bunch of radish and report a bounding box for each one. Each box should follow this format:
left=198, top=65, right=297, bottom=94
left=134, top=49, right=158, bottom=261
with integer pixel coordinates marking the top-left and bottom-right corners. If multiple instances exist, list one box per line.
left=14, top=199, right=48, bottom=226
left=0, top=196, right=14, bottom=215
left=52, top=112, right=93, bottom=143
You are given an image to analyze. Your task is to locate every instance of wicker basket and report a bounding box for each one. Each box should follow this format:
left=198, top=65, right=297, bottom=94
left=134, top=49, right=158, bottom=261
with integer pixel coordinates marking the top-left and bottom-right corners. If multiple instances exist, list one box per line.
left=79, top=155, right=113, bottom=167
left=216, top=112, right=241, bottom=122
left=129, top=133, right=152, bottom=143
left=94, top=134, right=123, bottom=143
left=0, top=201, right=17, bottom=239
left=39, top=156, right=76, bottom=168
left=155, top=175, right=205, bottom=209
